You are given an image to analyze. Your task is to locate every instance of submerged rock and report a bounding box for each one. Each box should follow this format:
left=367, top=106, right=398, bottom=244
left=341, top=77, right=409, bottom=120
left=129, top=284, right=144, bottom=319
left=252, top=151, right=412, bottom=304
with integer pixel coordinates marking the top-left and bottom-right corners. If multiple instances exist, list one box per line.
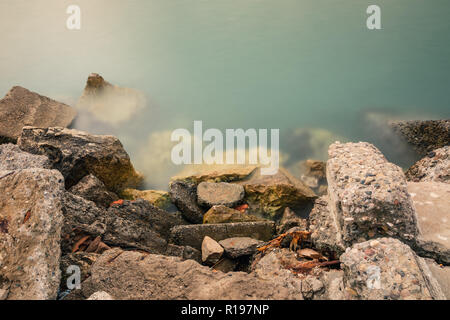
left=0, top=86, right=76, bottom=143
left=170, top=221, right=275, bottom=250
left=405, top=146, right=449, bottom=183
left=0, top=168, right=64, bottom=300
left=391, top=119, right=450, bottom=156
left=18, top=127, right=143, bottom=193
left=69, top=174, right=119, bottom=208
left=408, top=181, right=450, bottom=265
left=0, top=143, right=51, bottom=170
left=340, top=238, right=445, bottom=300
left=197, top=182, right=244, bottom=208
left=203, top=205, right=262, bottom=224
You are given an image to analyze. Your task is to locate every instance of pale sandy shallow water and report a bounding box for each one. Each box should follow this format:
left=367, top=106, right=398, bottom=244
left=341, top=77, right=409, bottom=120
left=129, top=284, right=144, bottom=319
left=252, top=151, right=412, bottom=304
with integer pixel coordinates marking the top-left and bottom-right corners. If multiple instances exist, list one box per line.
left=0, top=0, right=449, bottom=188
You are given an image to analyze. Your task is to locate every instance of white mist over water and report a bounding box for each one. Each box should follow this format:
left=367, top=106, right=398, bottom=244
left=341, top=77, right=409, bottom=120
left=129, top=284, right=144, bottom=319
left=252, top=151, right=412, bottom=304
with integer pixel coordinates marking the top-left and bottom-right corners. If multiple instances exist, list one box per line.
left=1, top=0, right=449, bottom=188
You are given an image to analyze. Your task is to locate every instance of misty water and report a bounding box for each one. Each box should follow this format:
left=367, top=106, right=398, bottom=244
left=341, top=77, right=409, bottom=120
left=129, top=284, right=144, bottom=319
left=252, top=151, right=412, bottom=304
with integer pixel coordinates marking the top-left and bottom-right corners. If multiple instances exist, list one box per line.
left=1, top=0, right=449, bottom=189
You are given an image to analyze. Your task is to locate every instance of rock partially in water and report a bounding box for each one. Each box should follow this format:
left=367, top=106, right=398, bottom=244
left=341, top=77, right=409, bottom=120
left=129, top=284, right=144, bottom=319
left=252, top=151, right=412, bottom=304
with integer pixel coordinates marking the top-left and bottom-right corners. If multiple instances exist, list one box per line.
left=18, top=127, right=143, bottom=194
left=408, top=181, right=450, bottom=265
left=168, top=180, right=205, bottom=223
left=170, top=221, right=275, bottom=250
left=405, top=146, right=449, bottom=183
left=203, top=205, right=262, bottom=224
left=219, top=237, right=263, bottom=259
left=0, top=86, right=76, bottom=143
left=65, top=248, right=305, bottom=300
left=197, top=182, right=244, bottom=208
left=340, top=238, right=445, bottom=300
left=0, top=143, right=51, bottom=170
left=69, top=174, right=119, bottom=208
left=391, top=119, right=450, bottom=156
left=276, top=207, right=308, bottom=235
left=0, top=168, right=64, bottom=300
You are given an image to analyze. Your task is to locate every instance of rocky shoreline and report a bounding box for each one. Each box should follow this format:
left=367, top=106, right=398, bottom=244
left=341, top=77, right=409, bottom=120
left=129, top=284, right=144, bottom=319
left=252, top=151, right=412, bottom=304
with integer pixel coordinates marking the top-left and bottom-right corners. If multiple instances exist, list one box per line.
left=0, top=76, right=449, bottom=300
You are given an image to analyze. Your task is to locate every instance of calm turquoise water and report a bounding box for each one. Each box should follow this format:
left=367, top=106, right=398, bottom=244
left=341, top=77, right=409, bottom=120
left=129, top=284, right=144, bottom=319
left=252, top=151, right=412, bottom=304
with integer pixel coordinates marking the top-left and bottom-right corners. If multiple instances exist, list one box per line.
left=1, top=0, right=449, bottom=187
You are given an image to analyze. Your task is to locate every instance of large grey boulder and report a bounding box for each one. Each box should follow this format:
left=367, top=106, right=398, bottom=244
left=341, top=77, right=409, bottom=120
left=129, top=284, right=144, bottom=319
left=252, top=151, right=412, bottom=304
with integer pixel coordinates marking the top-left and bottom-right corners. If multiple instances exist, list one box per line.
left=408, top=181, right=450, bottom=265
left=340, top=238, right=445, bottom=300
left=0, top=168, right=64, bottom=300
left=326, top=142, right=419, bottom=247
left=0, top=86, right=76, bottom=143
left=170, top=221, right=275, bottom=250
left=0, top=144, right=51, bottom=170
left=391, top=120, right=449, bottom=156
left=18, top=127, right=143, bottom=193
left=406, top=146, right=449, bottom=183
left=69, top=174, right=119, bottom=208
left=65, top=248, right=305, bottom=300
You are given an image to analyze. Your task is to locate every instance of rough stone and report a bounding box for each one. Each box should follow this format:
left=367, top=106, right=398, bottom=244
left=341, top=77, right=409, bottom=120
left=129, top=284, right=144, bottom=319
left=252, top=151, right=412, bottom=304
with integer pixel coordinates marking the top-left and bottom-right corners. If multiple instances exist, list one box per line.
left=391, top=120, right=450, bottom=156
left=201, top=236, right=224, bottom=265
left=326, top=142, right=419, bottom=246
left=0, top=144, right=50, bottom=170
left=122, top=188, right=173, bottom=210
left=87, top=291, right=114, bottom=300
left=203, top=205, right=262, bottom=224
left=309, top=197, right=345, bottom=257
left=219, top=237, right=263, bottom=258
left=69, top=174, right=119, bottom=208
left=66, top=248, right=305, bottom=300
left=213, top=258, right=239, bottom=273
left=276, top=207, right=308, bottom=235
left=408, top=182, right=450, bottom=265
left=406, top=146, right=449, bottom=183
left=424, top=259, right=450, bottom=299
left=61, top=192, right=107, bottom=254
left=0, top=168, right=64, bottom=300
left=238, top=167, right=316, bottom=219
left=197, top=182, right=245, bottom=208
left=165, top=244, right=201, bottom=263
left=0, top=86, right=76, bottom=142
left=170, top=221, right=275, bottom=250
left=104, top=199, right=185, bottom=253
left=168, top=180, right=205, bottom=223
left=171, top=165, right=257, bottom=184
left=340, top=238, right=445, bottom=300
left=60, top=252, right=99, bottom=292
left=18, top=127, right=143, bottom=193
